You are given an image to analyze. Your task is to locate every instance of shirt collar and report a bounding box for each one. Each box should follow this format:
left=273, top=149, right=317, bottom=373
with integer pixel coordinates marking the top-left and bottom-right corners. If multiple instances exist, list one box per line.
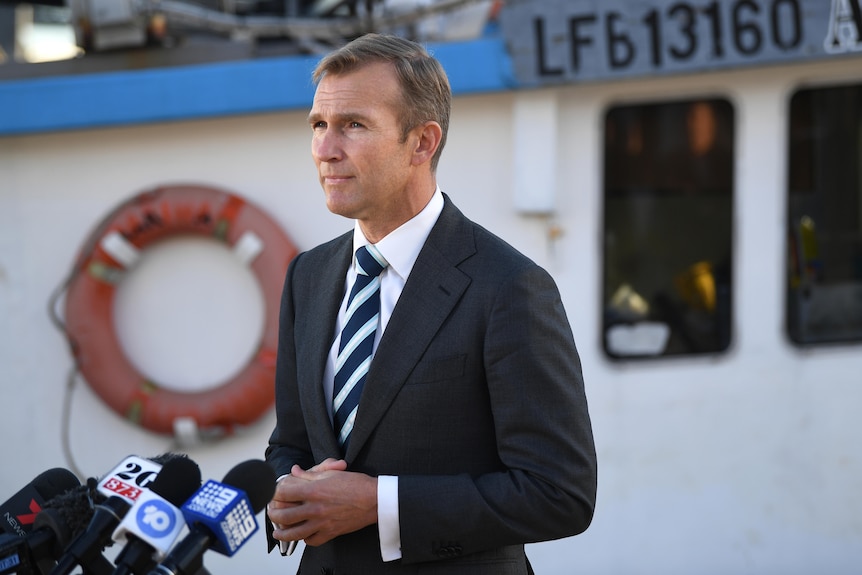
left=352, top=187, right=444, bottom=281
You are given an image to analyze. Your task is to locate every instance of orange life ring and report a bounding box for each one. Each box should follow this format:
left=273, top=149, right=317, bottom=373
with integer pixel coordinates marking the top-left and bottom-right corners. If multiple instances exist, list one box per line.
left=62, top=184, right=298, bottom=437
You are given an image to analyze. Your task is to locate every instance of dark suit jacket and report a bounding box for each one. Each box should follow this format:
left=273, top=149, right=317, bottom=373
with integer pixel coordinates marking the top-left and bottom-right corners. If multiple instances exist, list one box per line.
left=266, top=195, right=597, bottom=574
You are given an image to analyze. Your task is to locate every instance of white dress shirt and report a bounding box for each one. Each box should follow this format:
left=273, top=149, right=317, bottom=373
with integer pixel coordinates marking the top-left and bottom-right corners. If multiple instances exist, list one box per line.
left=323, top=187, right=444, bottom=561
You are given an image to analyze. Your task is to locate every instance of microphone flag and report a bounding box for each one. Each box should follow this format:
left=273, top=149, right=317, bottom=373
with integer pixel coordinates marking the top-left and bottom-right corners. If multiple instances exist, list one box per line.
left=112, top=489, right=185, bottom=561
left=179, top=481, right=258, bottom=557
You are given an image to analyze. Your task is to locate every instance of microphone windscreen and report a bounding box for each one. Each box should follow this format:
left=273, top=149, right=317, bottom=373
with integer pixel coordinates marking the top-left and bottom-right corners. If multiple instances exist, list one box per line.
left=221, top=460, right=276, bottom=513
left=32, top=469, right=80, bottom=500
left=148, top=452, right=191, bottom=467
left=41, top=485, right=98, bottom=539
left=148, top=457, right=202, bottom=506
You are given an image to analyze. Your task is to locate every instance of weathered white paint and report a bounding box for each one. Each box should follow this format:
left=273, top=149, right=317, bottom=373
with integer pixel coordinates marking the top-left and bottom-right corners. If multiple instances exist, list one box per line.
left=2, top=55, right=862, bottom=574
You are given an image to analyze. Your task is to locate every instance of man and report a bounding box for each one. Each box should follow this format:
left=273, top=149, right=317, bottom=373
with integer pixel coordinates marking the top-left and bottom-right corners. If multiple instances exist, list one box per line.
left=265, top=33, right=597, bottom=574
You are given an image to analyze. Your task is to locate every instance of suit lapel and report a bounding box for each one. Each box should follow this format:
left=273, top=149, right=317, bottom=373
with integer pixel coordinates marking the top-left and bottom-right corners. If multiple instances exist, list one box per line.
left=347, top=198, right=476, bottom=460
left=298, top=235, right=353, bottom=458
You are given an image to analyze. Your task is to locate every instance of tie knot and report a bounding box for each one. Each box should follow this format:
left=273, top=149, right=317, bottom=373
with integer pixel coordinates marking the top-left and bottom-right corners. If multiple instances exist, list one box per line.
left=355, top=244, right=388, bottom=278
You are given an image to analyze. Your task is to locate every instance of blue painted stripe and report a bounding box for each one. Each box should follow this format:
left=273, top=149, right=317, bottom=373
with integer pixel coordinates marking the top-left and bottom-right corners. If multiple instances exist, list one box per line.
left=0, top=37, right=513, bottom=136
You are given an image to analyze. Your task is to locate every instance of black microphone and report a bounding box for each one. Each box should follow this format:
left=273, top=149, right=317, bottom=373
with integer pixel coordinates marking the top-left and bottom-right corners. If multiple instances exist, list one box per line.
left=147, top=460, right=276, bottom=575
left=0, top=532, right=41, bottom=575
left=111, top=457, right=202, bottom=575
left=0, top=503, right=115, bottom=575
left=0, top=470, right=83, bottom=575
left=50, top=455, right=166, bottom=575
left=1, top=468, right=80, bottom=538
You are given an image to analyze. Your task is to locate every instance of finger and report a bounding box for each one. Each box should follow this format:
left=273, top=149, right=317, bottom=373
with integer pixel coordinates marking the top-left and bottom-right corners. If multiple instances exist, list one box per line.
left=290, top=466, right=314, bottom=480
left=303, top=532, right=329, bottom=548
left=267, top=499, right=301, bottom=513
left=307, top=458, right=348, bottom=473
left=318, top=458, right=348, bottom=470
left=272, top=522, right=306, bottom=542
left=269, top=504, right=309, bottom=534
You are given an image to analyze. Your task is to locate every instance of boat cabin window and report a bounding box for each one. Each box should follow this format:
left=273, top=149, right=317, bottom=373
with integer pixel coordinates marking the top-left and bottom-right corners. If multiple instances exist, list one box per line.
left=602, top=98, right=734, bottom=359
left=787, top=82, right=862, bottom=345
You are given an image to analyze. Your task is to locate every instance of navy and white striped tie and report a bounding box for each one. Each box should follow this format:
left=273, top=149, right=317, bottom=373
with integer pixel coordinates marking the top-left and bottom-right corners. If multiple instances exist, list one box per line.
left=333, top=244, right=388, bottom=451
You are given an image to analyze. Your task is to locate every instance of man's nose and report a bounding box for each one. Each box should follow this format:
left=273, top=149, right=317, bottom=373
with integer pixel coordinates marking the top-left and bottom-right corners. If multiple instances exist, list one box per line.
left=313, top=130, right=343, bottom=162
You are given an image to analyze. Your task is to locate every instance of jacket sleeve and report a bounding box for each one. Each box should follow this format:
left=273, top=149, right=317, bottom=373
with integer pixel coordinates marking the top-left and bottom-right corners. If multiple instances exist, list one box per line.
left=265, top=252, right=315, bottom=477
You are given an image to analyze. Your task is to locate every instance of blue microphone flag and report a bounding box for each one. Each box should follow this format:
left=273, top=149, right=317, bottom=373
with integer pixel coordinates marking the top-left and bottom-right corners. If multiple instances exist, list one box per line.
left=179, top=480, right=258, bottom=556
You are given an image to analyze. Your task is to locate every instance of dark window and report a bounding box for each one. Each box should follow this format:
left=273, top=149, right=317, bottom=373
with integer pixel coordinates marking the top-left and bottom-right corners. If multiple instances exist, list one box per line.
left=602, top=98, right=734, bottom=359
left=787, top=83, right=862, bottom=345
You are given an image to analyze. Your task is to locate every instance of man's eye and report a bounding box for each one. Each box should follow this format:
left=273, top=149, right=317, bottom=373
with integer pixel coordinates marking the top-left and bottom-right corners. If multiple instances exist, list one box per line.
left=349, top=121, right=363, bottom=128
left=312, top=121, right=326, bottom=130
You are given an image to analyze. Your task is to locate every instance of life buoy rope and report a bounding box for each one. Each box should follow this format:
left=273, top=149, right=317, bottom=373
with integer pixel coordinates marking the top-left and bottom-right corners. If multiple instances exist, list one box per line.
left=57, top=184, right=298, bottom=438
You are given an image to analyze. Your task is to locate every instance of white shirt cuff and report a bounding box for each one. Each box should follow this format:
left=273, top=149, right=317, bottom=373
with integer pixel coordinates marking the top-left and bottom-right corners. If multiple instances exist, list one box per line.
left=377, top=475, right=401, bottom=561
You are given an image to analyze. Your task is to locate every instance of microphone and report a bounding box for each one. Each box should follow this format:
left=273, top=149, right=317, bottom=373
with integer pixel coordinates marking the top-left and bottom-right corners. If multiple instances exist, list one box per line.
left=111, top=457, right=202, bottom=575
left=1, top=468, right=80, bottom=538
left=0, top=470, right=81, bottom=575
left=0, top=532, right=42, bottom=575
left=147, top=460, right=276, bottom=575
left=0, top=505, right=113, bottom=575
left=50, top=455, right=165, bottom=575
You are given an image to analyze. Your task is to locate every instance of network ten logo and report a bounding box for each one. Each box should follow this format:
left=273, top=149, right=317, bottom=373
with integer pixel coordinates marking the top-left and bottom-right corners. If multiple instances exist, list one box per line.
left=112, top=488, right=186, bottom=557
left=136, top=498, right=179, bottom=539
left=181, top=480, right=259, bottom=556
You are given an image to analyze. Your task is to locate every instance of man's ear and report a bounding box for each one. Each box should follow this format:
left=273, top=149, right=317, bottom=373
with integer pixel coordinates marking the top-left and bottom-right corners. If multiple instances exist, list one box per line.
left=411, top=121, right=443, bottom=166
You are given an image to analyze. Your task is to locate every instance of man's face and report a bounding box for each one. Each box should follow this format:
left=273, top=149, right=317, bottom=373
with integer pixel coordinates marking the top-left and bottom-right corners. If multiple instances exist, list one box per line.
left=308, top=62, right=418, bottom=234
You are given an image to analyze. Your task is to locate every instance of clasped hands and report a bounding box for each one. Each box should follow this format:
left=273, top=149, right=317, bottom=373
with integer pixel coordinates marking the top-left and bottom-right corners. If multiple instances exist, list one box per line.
left=267, top=458, right=378, bottom=547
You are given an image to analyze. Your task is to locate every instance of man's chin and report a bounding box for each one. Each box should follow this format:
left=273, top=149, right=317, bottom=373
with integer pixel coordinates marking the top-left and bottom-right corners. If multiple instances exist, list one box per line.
left=324, top=195, right=360, bottom=219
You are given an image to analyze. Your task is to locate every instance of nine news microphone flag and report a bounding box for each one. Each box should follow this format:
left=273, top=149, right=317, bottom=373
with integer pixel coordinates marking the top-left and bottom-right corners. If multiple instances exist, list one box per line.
left=148, top=459, right=276, bottom=575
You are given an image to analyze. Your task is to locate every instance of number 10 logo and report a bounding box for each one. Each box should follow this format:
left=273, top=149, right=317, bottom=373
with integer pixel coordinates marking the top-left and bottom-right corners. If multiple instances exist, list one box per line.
left=137, top=499, right=178, bottom=538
